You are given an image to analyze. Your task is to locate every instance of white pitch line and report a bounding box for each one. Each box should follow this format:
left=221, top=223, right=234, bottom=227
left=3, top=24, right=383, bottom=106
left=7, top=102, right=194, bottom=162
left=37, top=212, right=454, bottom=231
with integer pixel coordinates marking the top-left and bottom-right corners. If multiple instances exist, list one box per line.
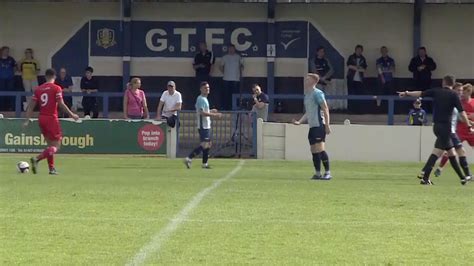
left=125, top=160, right=245, bottom=266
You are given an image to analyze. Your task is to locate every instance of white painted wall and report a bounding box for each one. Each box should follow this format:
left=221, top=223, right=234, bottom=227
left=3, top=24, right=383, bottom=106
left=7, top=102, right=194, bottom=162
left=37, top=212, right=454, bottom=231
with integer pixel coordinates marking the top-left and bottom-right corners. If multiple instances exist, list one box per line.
left=0, top=1, right=5, bottom=46
left=167, top=125, right=177, bottom=159
left=260, top=122, right=474, bottom=162
left=1, top=2, right=120, bottom=70
left=422, top=4, right=474, bottom=79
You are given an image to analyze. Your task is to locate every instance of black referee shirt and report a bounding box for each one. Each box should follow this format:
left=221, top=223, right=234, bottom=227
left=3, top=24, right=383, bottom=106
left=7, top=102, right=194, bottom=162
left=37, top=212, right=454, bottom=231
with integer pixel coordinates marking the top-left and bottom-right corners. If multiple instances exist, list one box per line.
left=421, top=87, right=463, bottom=124
left=193, top=50, right=214, bottom=76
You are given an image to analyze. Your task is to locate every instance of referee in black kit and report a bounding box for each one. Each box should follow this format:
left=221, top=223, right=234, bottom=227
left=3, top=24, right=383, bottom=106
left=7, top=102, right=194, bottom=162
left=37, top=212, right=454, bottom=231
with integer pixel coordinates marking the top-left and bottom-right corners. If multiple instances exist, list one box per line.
left=398, top=75, right=473, bottom=185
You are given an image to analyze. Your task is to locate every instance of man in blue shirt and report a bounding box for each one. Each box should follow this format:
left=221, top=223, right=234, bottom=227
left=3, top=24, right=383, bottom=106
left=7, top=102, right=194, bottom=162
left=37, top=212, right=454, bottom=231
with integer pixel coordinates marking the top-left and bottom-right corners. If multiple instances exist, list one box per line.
left=184, top=81, right=222, bottom=169
left=376, top=46, right=395, bottom=97
left=0, top=46, right=17, bottom=111
left=293, top=73, right=332, bottom=180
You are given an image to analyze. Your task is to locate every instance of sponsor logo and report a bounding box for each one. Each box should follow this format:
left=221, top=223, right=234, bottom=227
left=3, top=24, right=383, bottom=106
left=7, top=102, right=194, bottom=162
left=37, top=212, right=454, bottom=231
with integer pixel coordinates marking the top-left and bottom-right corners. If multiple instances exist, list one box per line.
left=137, top=124, right=165, bottom=151
left=280, top=38, right=301, bottom=50
left=4, top=133, right=94, bottom=149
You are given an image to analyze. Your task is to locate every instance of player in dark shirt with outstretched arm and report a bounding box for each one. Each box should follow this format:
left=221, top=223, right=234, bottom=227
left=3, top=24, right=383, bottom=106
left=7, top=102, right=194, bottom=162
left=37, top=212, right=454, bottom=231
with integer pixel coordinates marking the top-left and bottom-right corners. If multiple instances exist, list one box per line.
left=398, top=75, right=473, bottom=185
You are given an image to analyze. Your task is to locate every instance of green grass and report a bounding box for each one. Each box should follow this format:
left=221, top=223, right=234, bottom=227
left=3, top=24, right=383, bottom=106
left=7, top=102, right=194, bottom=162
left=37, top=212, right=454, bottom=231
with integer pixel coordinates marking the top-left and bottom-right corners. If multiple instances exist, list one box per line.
left=1, top=155, right=473, bottom=265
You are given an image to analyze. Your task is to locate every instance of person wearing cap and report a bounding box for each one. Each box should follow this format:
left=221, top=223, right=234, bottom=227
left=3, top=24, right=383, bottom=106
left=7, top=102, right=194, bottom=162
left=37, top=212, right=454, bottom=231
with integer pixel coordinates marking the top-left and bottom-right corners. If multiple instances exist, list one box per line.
left=156, top=81, right=182, bottom=128
left=123, top=77, right=149, bottom=119
left=407, top=98, right=428, bottom=126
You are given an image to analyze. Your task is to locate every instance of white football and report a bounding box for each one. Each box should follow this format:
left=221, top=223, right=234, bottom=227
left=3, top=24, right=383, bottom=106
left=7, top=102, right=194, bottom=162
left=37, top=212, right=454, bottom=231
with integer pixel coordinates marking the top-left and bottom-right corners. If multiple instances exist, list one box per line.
left=17, top=161, right=30, bottom=173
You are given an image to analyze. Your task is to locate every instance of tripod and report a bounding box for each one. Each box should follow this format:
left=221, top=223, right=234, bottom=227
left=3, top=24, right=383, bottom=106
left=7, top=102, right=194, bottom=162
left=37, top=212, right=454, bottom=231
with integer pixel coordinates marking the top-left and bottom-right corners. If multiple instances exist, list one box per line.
left=212, top=110, right=252, bottom=158
left=212, top=53, right=251, bottom=158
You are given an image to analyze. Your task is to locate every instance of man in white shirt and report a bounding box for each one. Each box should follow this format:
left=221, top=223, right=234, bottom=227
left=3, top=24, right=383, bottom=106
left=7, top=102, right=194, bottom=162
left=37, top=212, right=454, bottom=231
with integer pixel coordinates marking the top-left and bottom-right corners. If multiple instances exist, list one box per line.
left=220, top=44, right=243, bottom=110
left=156, top=80, right=182, bottom=127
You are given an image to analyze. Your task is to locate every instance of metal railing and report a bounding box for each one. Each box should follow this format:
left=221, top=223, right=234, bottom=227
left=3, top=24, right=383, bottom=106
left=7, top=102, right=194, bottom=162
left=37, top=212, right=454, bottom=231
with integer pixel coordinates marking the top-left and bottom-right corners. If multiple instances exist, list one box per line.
left=177, top=110, right=257, bottom=158
left=0, top=91, right=163, bottom=118
left=0, top=91, right=430, bottom=125
left=233, top=93, right=432, bottom=125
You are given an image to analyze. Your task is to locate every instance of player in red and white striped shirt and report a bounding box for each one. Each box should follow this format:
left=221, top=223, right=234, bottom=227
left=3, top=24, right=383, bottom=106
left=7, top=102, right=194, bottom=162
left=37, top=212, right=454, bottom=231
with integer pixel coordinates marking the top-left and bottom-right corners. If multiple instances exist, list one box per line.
left=23, top=68, right=79, bottom=174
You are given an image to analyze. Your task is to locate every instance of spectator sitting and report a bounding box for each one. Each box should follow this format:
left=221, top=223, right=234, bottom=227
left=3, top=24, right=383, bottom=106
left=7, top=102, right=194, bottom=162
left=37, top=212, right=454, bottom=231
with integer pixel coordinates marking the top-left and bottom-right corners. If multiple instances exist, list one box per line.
left=251, top=84, right=269, bottom=122
left=123, top=77, right=149, bottom=119
left=18, top=48, right=40, bottom=111
left=55, top=67, right=74, bottom=117
left=407, top=98, right=428, bottom=126
left=0, top=46, right=17, bottom=111
left=80, top=66, right=99, bottom=118
left=156, top=80, right=182, bottom=128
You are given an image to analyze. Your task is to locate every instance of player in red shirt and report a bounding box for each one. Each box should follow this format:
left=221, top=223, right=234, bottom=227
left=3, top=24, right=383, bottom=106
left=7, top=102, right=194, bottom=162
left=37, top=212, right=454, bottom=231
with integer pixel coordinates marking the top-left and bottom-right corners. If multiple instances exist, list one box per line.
left=23, top=68, right=79, bottom=174
left=435, top=83, right=474, bottom=177
left=456, top=83, right=474, bottom=145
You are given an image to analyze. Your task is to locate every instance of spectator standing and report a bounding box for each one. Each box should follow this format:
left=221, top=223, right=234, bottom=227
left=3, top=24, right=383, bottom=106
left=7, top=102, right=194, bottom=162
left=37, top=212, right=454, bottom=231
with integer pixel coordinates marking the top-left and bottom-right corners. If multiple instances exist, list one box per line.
left=18, top=48, right=40, bottom=110
left=0, top=46, right=17, bottom=111
left=407, top=98, right=428, bottom=126
left=156, top=80, right=182, bottom=128
left=251, top=84, right=270, bottom=122
left=376, top=46, right=396, bottom=95
left=409, top=47, right=437, bottom=91
left=193, top=42, right=214, bottom=87
left=123, top=77, right=149, bottom=119
left=346, top=45, right=367, bottom=114
left=220, top=44, right=243, bottom=110
left=376, top=46, right=396, bottom=109
left=309, top=46, right=334, bottom=92
left=80, top=66, right=99, bottom=118
left=55, top=67, right=74, bottom=118
left=309, top=46, right=341, bottom=109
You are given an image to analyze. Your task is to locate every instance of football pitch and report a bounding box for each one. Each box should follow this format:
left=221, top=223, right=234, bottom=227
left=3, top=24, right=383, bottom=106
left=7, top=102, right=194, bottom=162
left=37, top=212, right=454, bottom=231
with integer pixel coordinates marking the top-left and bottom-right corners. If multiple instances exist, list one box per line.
left=1, top=155, right=473, bottom=265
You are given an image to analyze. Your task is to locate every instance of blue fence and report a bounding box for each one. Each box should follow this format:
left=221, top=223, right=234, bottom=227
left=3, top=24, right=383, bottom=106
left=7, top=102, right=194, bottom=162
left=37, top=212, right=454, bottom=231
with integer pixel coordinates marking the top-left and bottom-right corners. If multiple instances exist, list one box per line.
left=0, top=91, right=163, bottom=119
left=232, top=93, right=431, bottom=125
left=0, top=91, right=428, bottom=125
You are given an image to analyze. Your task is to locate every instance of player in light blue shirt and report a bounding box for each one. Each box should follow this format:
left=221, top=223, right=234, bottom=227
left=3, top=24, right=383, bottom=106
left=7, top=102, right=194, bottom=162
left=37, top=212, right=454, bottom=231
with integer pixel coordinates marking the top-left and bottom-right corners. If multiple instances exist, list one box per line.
left=293, top=73, right=332, bottom=180
left=185, top=81, right=222, bottom=169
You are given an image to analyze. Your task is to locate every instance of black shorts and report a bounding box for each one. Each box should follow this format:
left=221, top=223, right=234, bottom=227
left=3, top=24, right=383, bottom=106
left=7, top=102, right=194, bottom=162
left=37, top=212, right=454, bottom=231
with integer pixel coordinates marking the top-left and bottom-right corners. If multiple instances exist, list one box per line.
left=433, top=123, right=453, bottom=150
left=198, top=129, right=211, bottom=142
left=308, top=126, right=326, bottom=145
left=450, top=133, right=463, bottom=149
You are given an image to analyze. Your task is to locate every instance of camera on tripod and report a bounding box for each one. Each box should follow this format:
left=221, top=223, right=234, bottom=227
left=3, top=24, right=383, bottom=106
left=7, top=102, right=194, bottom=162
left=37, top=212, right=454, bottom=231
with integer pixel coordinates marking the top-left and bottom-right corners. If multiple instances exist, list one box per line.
left=238, top=98, right=252, bottom=111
